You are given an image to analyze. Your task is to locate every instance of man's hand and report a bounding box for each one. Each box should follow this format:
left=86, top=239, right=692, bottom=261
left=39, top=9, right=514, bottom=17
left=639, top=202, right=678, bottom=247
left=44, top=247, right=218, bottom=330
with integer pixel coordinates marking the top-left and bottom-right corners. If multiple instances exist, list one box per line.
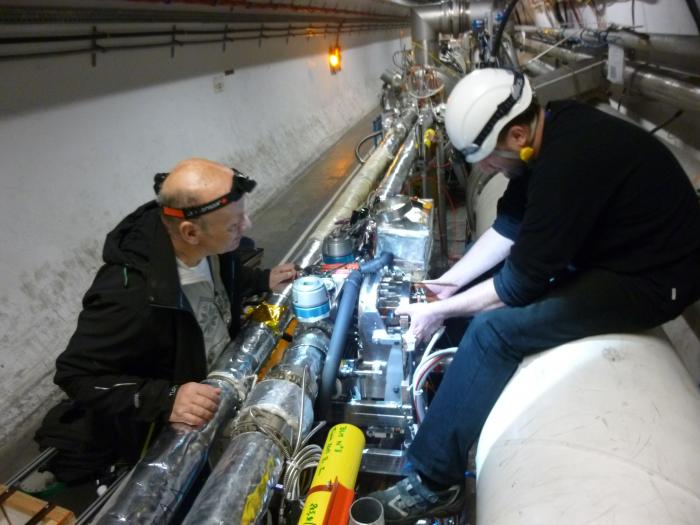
left=394, top=301, right=446, bottom=342
left=169, top=382, right=220, bottom=427
left=269, top=263, right=298, bottom=291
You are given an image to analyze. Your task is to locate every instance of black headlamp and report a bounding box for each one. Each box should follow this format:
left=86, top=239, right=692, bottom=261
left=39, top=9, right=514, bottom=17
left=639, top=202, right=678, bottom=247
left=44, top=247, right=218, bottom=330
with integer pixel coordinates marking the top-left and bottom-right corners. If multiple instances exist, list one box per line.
left=154, top=167, right=257, bottom=220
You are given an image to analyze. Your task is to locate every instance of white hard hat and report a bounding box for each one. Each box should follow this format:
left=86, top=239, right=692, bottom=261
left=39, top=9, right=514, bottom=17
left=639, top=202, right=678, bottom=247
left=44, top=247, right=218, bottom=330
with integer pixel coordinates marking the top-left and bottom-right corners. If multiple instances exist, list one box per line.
left=445, top=68, right=533, bottom=163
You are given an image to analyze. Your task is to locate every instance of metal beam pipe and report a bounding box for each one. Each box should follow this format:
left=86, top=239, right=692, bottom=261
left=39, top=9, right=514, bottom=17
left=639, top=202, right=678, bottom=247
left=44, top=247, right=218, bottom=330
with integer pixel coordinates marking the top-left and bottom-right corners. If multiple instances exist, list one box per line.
left=516, top=25, right=700, bottom=63
left=377, top=125, right=419, bottom=200
left=411, top=8, right=436, bottom=65
left=375, top=121, right=422, bottom=201
left=293, top=108, right=418, bottom=270
left=516, top=25, right=700, bottom=75
left=523, top=57, right=556, bottom=76
left=410, top=1, right=470, bottom=65
left=519, top=35, right=594, bottom=64
left=625, top=66, right=700, bottom=113
left=522, top=36, right=700, bottom=113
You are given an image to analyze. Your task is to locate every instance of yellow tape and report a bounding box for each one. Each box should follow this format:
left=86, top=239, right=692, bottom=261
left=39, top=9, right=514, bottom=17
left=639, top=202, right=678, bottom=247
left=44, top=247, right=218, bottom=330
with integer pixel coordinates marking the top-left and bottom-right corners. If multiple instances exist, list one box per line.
left=246, top=302, right=287, bottom=334
left=242, top=456, right=276, bottom=524
left=423, top=128, right=437, bottom=148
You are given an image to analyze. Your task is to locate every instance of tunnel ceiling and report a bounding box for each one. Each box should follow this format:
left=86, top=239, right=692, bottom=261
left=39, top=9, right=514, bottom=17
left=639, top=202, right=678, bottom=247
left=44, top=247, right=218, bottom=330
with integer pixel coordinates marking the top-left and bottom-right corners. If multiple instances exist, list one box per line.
left=0, top=0, right=411, bottom=25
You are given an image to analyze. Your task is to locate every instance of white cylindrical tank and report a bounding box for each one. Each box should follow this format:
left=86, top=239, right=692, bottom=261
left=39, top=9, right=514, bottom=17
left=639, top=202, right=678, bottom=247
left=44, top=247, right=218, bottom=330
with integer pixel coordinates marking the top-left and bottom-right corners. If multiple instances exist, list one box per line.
left=476, top=333, right=700, bottom=524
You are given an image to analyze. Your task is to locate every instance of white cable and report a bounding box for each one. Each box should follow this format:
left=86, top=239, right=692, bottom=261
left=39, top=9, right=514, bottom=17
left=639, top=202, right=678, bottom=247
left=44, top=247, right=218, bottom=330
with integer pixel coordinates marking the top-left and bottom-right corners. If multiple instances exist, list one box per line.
left=416, top=326, right=446, bottom=374
left=282, top=443, right=323, bottom=501
left=412, top=347, right=458, bottom=423
left=280, top=368, right=328, bottom=511
left=412, top=347, right=458, bottom=394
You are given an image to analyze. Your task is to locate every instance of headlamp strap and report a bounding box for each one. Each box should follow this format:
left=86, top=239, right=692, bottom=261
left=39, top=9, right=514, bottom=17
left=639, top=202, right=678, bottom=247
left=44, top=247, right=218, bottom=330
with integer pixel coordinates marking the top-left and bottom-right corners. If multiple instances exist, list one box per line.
left=156, top=168, right=257, bottom=219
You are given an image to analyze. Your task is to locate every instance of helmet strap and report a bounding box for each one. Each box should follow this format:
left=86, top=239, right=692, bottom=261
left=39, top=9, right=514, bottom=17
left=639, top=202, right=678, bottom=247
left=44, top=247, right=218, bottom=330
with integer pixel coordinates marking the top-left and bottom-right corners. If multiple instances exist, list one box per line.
left=491, top=149, right=520, bottom=160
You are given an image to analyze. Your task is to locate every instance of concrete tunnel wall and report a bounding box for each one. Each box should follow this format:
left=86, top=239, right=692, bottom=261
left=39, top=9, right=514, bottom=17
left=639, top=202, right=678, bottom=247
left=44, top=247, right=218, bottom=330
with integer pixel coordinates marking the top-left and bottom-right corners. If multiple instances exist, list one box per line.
left=0, top=28, right=409, bottom=473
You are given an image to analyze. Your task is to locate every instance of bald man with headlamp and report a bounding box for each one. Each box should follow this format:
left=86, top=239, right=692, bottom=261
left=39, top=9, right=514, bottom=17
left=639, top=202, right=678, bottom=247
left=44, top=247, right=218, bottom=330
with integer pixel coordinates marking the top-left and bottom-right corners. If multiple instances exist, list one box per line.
left=53, top=158, right=296, bottom=468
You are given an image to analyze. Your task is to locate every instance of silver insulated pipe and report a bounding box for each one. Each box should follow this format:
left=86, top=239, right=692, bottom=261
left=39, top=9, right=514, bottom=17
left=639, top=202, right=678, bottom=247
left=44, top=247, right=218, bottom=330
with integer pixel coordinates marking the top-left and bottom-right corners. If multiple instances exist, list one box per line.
left=520, top=37, right=700, bottom=113
left=94, top=293, right=292, bottom=524
left=515, top=25, right=700, bottom=75
left=375, top=122, right=419, bottom=201
left=411, top=1, right=470, bottom=65
left=181, top=328, right=330, bottom=524
left=293, top=107, right=418, bottom=270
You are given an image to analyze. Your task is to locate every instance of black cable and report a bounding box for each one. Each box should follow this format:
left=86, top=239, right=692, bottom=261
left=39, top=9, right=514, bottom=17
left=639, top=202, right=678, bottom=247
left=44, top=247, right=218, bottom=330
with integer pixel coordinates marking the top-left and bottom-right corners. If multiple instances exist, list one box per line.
left=491, top=0, right=521, bottom=65
left=552, top=0, right=565, bottom=25
left=686, top=0, right=700, bottom=34
left=354, top=130, right=383, bottom=164
left=631, top=0, right=636, bottom=27
left=649, top=109, right=684, bottom=135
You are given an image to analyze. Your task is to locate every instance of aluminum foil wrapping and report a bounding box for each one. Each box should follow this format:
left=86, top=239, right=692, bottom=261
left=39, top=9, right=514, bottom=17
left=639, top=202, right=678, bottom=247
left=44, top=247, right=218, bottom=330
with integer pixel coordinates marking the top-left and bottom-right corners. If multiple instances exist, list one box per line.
left=211, top=321, right=280, bottom=379
left=239, top=379, right=314, bottom=441
left=280, top=330, right=329, bottom=378
left=308, top=108, right=417, bottom=245
left=182, top=380, right=313, bottom=524
left=181, top=432, right=285, bottom=525
left=95, top=317, right=288, bottom=524
left=375, top=118, right=425, bottom=202
left=94, top=378, right=239, bottom=525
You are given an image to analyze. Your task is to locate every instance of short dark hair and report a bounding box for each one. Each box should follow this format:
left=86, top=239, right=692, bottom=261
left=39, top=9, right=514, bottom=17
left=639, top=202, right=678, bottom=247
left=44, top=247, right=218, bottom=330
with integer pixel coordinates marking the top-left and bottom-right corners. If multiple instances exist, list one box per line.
left=497, top=99, right=540, bottom=144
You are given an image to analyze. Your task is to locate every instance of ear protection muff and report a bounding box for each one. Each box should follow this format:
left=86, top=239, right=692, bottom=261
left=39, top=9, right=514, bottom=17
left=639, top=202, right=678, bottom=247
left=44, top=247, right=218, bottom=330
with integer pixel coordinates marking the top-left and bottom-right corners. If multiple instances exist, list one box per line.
left=519, top=147, right=534, bottom=162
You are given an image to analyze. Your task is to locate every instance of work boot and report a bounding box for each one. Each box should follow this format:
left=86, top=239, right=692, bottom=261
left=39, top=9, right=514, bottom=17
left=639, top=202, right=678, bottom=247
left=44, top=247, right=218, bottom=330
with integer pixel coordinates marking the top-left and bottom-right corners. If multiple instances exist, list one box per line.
left=368, top=471, right=465, bottom=524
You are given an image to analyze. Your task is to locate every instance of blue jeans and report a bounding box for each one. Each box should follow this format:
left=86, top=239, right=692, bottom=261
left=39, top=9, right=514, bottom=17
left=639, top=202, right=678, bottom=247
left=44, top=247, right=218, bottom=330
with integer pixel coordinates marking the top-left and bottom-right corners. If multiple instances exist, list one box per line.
left=407, top=267, right=698, bottom=484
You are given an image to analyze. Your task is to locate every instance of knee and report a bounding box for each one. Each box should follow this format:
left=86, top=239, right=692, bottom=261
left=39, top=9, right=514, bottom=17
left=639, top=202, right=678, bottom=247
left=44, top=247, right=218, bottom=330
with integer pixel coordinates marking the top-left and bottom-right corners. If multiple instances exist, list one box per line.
left=462, top=310, right=521, bottom=364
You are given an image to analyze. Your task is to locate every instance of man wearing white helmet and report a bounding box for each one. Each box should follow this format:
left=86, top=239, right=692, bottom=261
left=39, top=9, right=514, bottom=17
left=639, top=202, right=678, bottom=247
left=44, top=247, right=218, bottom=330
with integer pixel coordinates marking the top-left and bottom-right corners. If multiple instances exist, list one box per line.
left=371, top=68, right=700, bottom=522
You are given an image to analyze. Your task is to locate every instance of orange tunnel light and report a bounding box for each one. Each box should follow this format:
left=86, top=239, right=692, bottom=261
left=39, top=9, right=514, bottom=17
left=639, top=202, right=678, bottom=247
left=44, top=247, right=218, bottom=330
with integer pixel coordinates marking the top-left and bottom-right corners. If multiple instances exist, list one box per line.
left=329, top=45, right=341, bottom=73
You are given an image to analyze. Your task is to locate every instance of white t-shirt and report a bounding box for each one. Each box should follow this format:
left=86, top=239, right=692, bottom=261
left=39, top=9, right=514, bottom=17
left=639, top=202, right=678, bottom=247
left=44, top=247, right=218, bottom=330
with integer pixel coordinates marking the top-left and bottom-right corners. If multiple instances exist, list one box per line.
left=176, top=257, right=232, bottom=370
